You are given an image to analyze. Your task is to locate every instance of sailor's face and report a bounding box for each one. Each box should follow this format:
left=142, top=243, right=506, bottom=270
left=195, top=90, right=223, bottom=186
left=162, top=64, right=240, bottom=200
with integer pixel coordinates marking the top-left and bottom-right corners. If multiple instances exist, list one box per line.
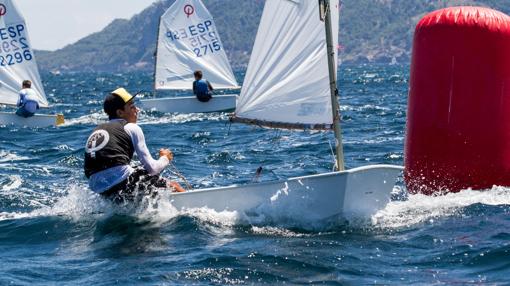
left=119, top=101, right=138, bottom=123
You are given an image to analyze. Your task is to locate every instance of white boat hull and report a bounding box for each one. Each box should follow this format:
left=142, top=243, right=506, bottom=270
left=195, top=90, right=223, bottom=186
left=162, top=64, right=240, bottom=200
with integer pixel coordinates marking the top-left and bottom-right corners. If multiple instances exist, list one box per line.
left=140, top=94, right=237, bottom=113
left=169, top=165, right=402, bottom=224
left=0, top=112, right=64, bottom=128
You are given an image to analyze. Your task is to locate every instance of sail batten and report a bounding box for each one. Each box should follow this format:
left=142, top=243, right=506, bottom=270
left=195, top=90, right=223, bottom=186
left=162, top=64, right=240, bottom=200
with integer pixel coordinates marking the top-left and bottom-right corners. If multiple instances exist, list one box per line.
left=0, top=0, right=48, bottom=107
left=154, top=0, right=238, bottom=91
left=236, top=0, right=339, bottom=128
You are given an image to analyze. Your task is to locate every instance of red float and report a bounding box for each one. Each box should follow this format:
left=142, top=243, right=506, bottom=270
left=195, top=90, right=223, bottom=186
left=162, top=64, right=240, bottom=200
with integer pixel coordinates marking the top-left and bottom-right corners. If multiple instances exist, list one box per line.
left=405, top=6, right=510, bottom=194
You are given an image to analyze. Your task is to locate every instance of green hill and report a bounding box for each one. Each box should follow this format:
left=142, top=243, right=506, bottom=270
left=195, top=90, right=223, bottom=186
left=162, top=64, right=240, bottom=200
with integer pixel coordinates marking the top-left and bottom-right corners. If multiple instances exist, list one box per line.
left=35, top=0, right=510, bottom=72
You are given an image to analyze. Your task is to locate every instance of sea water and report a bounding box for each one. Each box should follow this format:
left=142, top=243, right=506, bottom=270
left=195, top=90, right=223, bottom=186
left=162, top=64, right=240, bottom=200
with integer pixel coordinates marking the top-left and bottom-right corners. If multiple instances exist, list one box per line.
left=0, top=64, right=508, bottom=285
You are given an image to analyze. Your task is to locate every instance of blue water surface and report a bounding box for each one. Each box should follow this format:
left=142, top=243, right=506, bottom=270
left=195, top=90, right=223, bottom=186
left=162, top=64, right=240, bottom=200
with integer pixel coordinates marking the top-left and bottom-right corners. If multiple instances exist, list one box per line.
left=0, top=64, right=508, bottom=285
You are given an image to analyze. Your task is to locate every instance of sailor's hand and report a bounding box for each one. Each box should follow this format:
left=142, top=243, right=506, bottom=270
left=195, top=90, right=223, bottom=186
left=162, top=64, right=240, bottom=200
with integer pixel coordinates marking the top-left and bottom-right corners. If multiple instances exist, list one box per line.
left=168, top=181, right=186, bottom=193
left=159, top=148, right=173, bottom=161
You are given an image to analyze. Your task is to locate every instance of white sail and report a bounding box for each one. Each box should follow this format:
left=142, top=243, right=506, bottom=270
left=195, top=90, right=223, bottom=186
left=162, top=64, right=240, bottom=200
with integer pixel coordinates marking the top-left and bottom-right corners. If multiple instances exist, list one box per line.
left=235, top=0, right=339, bottom=129
left=0, top=0, right=47, bottom=107
left=154, top=0, right=238, bottom=90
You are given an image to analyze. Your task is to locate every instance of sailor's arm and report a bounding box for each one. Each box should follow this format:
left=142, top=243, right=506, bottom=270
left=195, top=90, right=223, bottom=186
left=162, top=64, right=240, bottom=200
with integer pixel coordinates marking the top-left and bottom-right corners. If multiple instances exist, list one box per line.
left=125, top=123, right=169, bottom=175
left=17, top=92, right=24, bottom=107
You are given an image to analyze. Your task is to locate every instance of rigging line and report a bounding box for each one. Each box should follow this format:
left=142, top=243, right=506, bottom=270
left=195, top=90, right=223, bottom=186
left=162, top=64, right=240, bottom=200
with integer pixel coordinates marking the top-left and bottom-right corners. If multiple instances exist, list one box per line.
left=270, top=129, right=283, bottom=149
left=255, top=129, right=282, bottom=183
left=134, top=90, right=146, bottom=100
left=328, top=139, right=336, bottom=171
left=225, top=120, right=232, bottom=136
left=168, top=162, right=193, bottom=190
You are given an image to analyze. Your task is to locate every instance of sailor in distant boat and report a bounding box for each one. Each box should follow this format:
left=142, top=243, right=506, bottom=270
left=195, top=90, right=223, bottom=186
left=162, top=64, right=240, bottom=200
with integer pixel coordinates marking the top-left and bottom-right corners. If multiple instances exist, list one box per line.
left=16, top=80, right=39, bottom=118
left=84, top=87, right=185, bottom=203
left=192, top=70, right=214, bottom=102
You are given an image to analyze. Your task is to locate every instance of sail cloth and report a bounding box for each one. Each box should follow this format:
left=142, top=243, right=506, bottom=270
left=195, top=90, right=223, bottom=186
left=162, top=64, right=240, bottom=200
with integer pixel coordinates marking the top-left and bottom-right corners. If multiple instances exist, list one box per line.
left=155, top=0, right=238, bottom=90
left=0, top=0, right=47, bottom=107
left=234, top=0, right=339, bottom=130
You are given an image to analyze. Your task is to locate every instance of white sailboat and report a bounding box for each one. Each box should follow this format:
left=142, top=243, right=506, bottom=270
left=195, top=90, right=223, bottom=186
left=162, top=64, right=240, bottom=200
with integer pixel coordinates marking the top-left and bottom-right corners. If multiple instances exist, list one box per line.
left=140, top=0, right=239, bottom=113
left=0, top=0, right=64, bottom=127
left=167, top=0, right=402, bottom=223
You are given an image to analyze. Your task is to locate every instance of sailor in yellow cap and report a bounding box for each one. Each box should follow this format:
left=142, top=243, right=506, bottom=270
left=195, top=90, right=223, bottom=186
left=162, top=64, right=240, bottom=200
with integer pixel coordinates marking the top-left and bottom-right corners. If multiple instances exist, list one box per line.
left=84, top=88, right=185, bottom=202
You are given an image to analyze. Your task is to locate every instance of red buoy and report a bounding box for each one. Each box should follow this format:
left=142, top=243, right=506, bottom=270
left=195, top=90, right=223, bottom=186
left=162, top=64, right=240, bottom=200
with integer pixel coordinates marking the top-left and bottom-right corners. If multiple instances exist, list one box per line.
left=405, top=6, right=510, bottom=194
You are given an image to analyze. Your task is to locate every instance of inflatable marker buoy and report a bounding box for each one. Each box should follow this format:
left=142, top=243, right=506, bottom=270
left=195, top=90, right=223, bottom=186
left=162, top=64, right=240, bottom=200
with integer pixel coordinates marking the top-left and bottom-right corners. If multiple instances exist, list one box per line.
left=405, top=6, right=510, bottom=194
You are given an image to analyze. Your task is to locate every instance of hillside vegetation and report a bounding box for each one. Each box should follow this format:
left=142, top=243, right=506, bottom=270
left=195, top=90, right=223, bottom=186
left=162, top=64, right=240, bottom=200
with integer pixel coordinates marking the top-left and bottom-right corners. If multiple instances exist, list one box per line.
left=35, top=0, right=510, bottom=72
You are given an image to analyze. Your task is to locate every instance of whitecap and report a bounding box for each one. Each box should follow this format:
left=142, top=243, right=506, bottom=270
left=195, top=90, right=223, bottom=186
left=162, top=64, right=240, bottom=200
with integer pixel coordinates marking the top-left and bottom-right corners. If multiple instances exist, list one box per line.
left=61, top=112, right=106, bottom=126
left=0, top=150, right=29, bottom=163
left=137, top=112, right=228, bottom=125
left=1, top=175, right=22, bottom=191
left=372, top=186, right=510, bottom=229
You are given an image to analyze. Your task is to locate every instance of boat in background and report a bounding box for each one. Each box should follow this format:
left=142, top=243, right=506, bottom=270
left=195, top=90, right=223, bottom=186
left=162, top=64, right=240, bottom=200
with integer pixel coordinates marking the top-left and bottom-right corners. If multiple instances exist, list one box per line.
left=0, top=0, right=64, bottom=127
left=140, top=0, right=239, bottom=114
left=168, top=0, right=402, bottom=223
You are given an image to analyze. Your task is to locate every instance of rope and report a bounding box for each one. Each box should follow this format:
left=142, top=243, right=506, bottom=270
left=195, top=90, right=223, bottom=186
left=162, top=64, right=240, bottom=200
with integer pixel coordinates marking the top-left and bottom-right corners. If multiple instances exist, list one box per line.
left=225, top=120, right=232, bottom=136
left=328, top=139, right=337, bottom=171
left=168, top=162, right=193, bottom=190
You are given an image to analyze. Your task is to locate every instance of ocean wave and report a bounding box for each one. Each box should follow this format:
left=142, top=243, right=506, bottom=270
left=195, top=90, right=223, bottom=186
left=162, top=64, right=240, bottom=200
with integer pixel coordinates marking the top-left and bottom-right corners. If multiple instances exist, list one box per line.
left=0, top=175, right=22, bottom=191
left=61, top=111, right=229, bottom=127
left=1, top=182, right=508, bottom=239
left=372, top=186, right=510, bottom=229
left=137, top=112, right=228, bottom=125
left=0, top=184, right=101, bottom=221
left=61, top=112, right=106, bottom=126
left=340, top=104, right=391, bottom=112
left=0, top=151, right=29, bottom=163
left=344, top=135, right=404, bottom=144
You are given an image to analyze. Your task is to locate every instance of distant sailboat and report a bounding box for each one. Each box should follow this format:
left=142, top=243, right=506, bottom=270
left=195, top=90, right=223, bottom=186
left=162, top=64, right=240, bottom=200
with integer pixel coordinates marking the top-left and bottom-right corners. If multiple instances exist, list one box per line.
left=0, top=0, right=64, bottom=127
left=140, top=0, right=239, bottom=114
left=167, top=0, right=402, bottom=223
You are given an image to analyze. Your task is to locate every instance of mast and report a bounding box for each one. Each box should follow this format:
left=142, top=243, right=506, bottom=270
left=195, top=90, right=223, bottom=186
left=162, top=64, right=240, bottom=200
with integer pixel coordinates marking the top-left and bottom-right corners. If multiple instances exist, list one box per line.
left=320, top=0, right=345, bottom=171
left=152, top=14, right=162, bottom=98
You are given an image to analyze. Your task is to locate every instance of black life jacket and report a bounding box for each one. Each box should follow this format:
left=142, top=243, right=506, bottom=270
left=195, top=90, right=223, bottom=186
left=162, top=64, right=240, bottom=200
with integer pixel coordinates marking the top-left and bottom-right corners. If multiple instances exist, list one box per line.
left=84, top=120, right=134, bottom=178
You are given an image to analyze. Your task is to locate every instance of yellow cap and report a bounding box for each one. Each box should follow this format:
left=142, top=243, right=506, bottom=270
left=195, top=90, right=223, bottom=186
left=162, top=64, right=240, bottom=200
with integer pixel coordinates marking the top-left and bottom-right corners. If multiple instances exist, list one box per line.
left=111, top=88, right=135, bottom=103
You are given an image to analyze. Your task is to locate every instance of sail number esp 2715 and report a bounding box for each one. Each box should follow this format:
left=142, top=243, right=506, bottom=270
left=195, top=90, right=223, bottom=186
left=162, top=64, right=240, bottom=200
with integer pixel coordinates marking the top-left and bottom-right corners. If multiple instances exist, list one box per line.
left=165, top=19, right=221, bottom=58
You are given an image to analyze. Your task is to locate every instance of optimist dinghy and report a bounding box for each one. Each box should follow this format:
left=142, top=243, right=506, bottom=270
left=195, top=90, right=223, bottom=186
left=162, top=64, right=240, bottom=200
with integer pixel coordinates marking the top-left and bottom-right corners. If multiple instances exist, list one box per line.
left=0, top=0, right=64, bottom=127
left=140, top=0, right=239, bottom=114
left=166, top=0, right=402, bottom=223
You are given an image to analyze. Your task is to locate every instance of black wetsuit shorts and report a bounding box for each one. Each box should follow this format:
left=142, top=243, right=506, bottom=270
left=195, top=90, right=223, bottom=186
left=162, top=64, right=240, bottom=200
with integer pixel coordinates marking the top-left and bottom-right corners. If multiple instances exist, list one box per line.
left=100, top=168, right=168, bottom=203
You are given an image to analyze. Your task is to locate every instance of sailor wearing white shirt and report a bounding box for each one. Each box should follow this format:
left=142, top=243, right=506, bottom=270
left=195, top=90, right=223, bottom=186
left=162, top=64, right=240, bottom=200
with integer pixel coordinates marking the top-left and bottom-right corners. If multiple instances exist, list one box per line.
left=16, top=80, right=39, bottom=118
left=84, top=87, right=185, bottom=202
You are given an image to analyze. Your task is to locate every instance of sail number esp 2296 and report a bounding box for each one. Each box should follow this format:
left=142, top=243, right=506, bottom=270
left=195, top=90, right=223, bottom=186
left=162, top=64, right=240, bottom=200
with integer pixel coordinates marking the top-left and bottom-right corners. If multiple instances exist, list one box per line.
left=0, top=24, right=33, bottom=66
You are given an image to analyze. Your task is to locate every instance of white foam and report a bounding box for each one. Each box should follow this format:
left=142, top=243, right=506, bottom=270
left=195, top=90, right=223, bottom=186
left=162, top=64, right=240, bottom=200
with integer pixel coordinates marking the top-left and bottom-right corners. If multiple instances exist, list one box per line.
left=180, top=207, right=239, bottom=227
left=251, top=226, right=313, bottom=237
left=61, top=112, right=106, bottom=126
left=372, top=186, right=510, bottom=229
left=344, top=136, right=404, bottom=144
left=137, top=112, right=228, bottom=125
left=4, top=181, right=508, bottom=235
left=0, top=150, right=29, bottom=163
left=1, top=175, right=22, bottom=191
left=61, top=111, right=228, bottom=127
left=340, top=104, right=390, bottom=112
left=0, top=184, right=106, bottom=221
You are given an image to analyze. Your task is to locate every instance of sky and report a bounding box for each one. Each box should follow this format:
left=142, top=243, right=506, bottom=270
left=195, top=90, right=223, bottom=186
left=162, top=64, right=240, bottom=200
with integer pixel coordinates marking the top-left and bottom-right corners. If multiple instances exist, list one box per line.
left=16, top=0, right=158, bottom=51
